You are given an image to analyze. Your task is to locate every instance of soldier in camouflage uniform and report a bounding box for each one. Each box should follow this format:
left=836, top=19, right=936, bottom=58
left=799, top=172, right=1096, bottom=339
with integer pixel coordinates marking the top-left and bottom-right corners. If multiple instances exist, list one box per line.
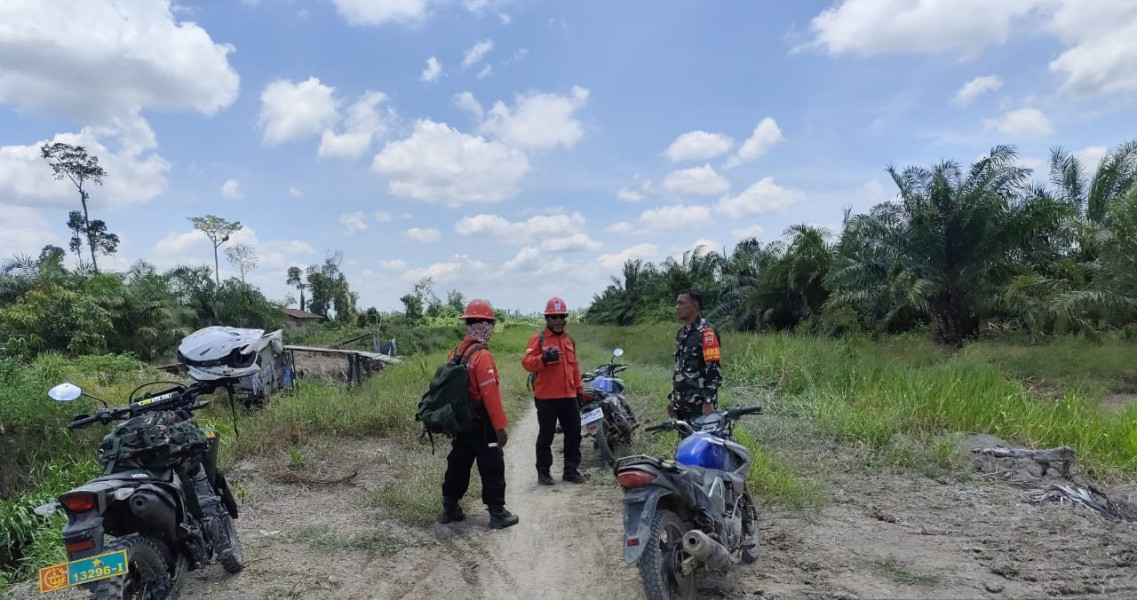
left=669, top=288, right=723, bottom=424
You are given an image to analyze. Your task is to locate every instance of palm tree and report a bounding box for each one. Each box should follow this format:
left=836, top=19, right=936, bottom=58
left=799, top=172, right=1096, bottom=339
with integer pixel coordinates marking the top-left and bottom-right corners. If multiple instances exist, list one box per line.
left=1050, top=140, right=1137, bottom=224
left=828, top=146, right=1068, bottom=346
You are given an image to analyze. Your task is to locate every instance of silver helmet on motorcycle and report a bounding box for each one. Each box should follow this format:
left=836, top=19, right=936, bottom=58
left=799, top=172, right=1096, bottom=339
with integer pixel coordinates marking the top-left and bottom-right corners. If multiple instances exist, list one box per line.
left=177, top=326, right=264, bottom=381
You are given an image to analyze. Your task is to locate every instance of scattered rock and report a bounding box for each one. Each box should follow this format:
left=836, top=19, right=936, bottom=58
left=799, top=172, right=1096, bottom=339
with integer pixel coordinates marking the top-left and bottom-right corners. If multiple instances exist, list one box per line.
left=989, top=562, right=1019, bottom=579
left=868, top=506, right=899, bottom=523
left=984, top=581, right=1005, bottom=593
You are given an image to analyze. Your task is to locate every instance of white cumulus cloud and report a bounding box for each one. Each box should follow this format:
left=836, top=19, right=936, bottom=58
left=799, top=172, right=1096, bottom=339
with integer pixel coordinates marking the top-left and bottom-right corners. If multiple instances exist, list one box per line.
left=221, top=179, right=243, bottom=199
left=0, top=113, right=169, bottom=209
left=455, top=212, right=598, bottom=251
left=716, top=177, right=804, bottom=218
left=862, top=179, right=891, bottom=204
left=339, top=212, right=368, bottom=235
left=421, top=56, right=442, bottom=82
left=404, top=227, right=441, bottom=243
left=731, top=224, right=767, bottom=241
left=288, top=186, right=303, bottom=198
left=330, top=0, right=433, bottom=25
left=609, top=205, right=713, bottom=234
left=477, top=87, right=590, bottom=151
left=318, top=91, right=392, bottom=160
left=463, top=39, right=494, bottom=68
left=800, top=0, right=1039, bottom=58
left=726, top=118, right=784, bottom=168
left=666, top=131, right=734, bottom=162
left=662, top=164, right=730, bottom=196
left=0, top=207, right=60, bottom=260
left=452, top=91, right=485, bottom=120
left=258, top=77, right=340, bottom=145
left=617, top=187, right=645, bottom=202
left=150, top=226, right=313, bottom=277
left=598, top=243, right=659, bottom=269
left=371, top=119, right=530, bottom=205
left=1048, top=1, right=1137, bottom=96
left=952, top=75, right=1004, bottom=107
left=0, top=0, right=239, bottom=122
left=982, top=108, right=1054, bottom=139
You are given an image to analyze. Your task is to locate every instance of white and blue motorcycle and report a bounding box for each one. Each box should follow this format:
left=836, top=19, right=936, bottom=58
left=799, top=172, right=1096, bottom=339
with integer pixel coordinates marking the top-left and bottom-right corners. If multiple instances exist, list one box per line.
left=616, top=405, right=762, bottom=600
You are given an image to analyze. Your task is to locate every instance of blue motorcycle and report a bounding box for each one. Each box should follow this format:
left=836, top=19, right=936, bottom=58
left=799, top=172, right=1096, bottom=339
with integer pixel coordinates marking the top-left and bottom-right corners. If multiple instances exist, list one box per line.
left=615, top=405, right=762, bottom=600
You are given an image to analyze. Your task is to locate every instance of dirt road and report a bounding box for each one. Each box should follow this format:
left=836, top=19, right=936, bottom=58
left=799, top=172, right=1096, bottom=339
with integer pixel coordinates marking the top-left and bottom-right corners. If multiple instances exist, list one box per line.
left=9, top=407, right=1137, bottom=599
left=175, top=405, right=643, bottom=600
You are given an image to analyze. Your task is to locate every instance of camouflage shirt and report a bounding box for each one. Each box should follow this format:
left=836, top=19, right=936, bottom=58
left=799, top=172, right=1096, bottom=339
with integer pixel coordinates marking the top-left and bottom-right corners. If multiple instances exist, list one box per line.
left=672, top=316, right=722, bottom=409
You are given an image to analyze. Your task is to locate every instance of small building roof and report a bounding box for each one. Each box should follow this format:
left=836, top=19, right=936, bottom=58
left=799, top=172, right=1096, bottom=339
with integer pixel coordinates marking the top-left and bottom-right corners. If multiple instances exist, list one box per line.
left=281, top=308, right=325, bottom=320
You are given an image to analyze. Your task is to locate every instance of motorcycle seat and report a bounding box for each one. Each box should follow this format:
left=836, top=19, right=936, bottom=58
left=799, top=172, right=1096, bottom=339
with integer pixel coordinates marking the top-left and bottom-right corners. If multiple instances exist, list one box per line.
left=92, top=469, right=174, bottom=483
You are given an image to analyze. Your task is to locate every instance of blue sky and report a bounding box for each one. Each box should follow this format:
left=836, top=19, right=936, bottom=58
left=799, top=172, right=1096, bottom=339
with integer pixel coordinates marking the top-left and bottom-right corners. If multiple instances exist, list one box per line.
left=2, top=0, right=1135, bottom=312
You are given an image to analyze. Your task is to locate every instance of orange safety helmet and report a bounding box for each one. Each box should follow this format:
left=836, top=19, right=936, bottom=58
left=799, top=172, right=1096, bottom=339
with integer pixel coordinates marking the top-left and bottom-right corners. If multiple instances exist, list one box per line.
left=462, top=298, right=496, bottom=321
left=544, top=297, right=568, bottom=315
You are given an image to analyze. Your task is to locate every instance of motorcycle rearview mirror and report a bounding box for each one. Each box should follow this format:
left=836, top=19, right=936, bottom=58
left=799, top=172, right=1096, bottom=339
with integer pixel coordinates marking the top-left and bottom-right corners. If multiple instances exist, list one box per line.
left=48, top=382, right=108, bottom=407
left=48, top=383, right=82, bottom=402
left=612, top=348, right=624, bottom=357
left=34, top=502, right=60, bottom=518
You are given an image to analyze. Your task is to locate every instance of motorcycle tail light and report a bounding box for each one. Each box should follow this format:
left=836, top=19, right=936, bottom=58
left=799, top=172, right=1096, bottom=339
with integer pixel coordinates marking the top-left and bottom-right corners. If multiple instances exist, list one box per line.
left=617, top=470, right=656, bottom=488
left=60, top=492, right=96, bottom=513
left=65, top=538, right=95, bottom=553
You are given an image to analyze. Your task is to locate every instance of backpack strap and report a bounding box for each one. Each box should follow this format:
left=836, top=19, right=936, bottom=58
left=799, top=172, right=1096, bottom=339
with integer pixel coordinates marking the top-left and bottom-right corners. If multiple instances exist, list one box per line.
left=458, top=342, right=485, bottom=365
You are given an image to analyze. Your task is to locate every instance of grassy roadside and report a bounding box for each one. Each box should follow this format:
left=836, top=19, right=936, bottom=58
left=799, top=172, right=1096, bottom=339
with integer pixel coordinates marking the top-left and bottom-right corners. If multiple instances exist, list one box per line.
left=578, top=324, right=1137, bottom=479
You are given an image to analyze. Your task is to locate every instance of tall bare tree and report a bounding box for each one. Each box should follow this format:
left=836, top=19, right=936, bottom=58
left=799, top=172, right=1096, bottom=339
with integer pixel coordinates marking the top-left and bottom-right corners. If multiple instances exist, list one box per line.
left=225, top=243, right=258, bottom=283
left=189, top=215, right=242, bottom=285
left=42, top=143, right=116, bottom=272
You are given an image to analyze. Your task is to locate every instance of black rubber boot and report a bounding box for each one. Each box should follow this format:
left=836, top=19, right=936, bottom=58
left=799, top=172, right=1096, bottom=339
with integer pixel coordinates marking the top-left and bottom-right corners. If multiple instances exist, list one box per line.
left=537, top=471, right=555, bottom=486
left=438, top=497, right=465, bottom=524
left=488, top=508, right=520, bottom=529
left=563, top=471, right=587, bottom=484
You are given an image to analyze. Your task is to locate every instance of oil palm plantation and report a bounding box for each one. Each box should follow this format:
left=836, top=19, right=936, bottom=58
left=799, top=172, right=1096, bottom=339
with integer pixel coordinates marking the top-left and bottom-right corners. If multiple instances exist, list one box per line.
left=828, top=146, right=1069, bottom=346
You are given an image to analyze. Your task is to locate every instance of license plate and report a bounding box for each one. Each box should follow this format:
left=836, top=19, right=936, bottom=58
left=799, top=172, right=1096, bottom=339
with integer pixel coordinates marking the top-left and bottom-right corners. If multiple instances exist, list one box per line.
left=581, top=407, right=604, bottom=425
left=40, top=550, right=128, bottom=593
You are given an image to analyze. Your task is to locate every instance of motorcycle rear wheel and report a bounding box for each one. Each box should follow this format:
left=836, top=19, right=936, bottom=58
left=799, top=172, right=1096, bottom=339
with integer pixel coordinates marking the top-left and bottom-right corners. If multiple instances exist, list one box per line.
left=740, top=490, right=760, bottom=564
left=638, top=509, right=696, bottom=600
left=86, top=535, right=176, bottom=600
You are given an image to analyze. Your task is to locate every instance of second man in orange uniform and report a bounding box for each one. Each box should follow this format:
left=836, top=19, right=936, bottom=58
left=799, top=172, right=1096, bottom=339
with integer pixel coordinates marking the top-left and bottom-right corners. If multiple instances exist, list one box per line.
left=522, top=297, right=586, bottom=485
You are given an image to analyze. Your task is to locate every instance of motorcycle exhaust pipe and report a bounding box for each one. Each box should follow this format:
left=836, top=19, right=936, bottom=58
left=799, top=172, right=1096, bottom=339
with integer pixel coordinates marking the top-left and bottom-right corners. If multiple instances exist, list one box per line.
left=128, top=491, right=176, bottom=538
left=682, top=529, right=732, bottom=571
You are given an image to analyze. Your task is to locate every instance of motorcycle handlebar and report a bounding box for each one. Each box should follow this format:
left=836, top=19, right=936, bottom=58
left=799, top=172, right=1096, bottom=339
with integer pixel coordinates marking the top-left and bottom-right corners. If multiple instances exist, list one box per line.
left=68, top=406, right=129, bottom=430
left=728, top=405, right=763, bottom=418
left=67, top=380, right=222, bottom=430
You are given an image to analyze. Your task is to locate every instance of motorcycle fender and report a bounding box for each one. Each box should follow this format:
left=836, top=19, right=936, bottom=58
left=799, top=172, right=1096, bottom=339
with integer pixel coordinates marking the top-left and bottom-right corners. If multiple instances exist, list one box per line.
left=215, top=471, right=239, bottom=519
left=622, top=487, right=668, bottom=564
left=62, top=511, right=106, bottom=560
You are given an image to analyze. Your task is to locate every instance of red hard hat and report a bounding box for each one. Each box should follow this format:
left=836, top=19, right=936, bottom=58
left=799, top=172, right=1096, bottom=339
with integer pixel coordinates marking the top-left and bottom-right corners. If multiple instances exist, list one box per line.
left=462, top=299, right=496, bottom=320
left=544, top=297, right=568, bottom=315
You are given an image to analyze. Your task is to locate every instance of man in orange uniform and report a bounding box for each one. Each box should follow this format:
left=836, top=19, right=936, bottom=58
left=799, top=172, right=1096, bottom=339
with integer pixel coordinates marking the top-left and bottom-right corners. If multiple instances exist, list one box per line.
left=439, top=299, right=520, bottom=529
left=522, top=297, right=586, bottom=485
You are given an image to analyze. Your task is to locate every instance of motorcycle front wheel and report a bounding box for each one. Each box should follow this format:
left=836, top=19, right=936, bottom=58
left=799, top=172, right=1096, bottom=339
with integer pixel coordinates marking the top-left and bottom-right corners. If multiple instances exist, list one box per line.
left=86, top=535, right=177, bottom=600
left=593, top=421, right=617, bottom=466
left=638, top=509, right=696, bottom=600
left=217, top=510, right=244, bottom=574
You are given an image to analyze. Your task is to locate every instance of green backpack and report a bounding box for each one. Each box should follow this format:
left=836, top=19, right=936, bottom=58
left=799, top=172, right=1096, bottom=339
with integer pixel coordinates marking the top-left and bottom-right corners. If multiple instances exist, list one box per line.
left=98, top=411, right=209, bottom=473
left=416, top=342, right=484, bottom=447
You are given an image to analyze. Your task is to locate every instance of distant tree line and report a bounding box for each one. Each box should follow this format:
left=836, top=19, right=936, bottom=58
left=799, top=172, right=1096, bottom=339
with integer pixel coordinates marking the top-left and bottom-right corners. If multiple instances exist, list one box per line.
left=585, top=143, right=1137, bottom=346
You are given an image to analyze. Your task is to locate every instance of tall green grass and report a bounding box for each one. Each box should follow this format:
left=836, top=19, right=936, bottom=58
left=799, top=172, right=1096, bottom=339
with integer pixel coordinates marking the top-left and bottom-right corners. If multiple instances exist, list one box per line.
left=577, top=323, right=1137, bottom=476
